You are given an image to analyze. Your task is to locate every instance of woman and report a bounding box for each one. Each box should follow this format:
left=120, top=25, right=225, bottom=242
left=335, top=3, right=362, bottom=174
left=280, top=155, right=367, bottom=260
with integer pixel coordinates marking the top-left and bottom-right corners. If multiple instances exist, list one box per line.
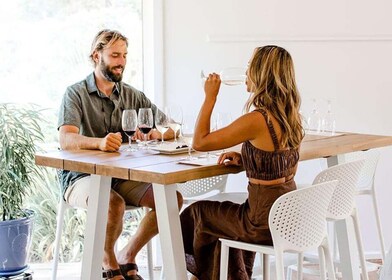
left=180, top=45, right=304, bottom=280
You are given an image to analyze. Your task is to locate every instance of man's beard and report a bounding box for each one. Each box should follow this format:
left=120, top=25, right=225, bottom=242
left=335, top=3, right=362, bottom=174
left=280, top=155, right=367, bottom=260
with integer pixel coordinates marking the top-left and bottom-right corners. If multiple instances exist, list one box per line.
left=99, top=57, right=124, bottom=82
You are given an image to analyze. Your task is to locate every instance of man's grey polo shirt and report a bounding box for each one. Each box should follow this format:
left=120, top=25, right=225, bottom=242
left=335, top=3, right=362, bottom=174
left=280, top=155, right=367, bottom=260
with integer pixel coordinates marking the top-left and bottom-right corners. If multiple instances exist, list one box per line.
left=57, top=73, right=158, bottom=194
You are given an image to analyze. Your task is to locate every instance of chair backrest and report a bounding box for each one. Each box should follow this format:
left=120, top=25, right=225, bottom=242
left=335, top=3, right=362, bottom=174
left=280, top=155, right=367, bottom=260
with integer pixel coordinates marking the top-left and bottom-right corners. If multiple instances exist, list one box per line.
left=176, top=175, right=228, bottom=200
left=313, top=159, right=365, bottom=220
left=344, top=149, right=380, bottom=189
left=269, top=180, right=338, bottom=252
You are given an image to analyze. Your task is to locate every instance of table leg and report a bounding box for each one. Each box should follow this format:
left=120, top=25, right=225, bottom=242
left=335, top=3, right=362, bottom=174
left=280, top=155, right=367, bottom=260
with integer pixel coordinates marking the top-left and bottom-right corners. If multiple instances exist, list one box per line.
left=81, top=175, right=112, bottom=280
left=327, top=155, right=360, bottom=280
left=153, top=183, right=188, bottom=280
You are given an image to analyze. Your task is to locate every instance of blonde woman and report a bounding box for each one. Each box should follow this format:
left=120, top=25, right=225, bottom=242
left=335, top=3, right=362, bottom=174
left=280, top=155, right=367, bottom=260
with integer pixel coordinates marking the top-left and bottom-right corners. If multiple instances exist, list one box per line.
left=180, top=45, right=304, bottom=280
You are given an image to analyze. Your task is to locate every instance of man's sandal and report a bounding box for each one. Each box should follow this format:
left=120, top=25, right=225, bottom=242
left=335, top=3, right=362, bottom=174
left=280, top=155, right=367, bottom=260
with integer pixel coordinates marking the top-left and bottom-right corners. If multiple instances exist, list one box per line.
left=119, top=263, right=144, bottom=280
left=102, top=268, right=124, bottom=279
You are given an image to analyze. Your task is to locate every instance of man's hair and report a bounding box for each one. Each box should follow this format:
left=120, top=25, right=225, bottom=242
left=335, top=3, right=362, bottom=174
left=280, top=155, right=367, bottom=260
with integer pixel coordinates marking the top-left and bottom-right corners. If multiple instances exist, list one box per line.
left=89, top=29, right=128, bottom=66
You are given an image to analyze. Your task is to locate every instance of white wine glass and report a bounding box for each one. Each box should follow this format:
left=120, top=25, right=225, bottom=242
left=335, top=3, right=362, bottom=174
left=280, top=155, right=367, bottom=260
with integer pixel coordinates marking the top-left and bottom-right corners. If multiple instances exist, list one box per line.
left=216, top=112, right=232, bottom=153
left=155, top=107, right=170, bottom=145
left=306, top=98, right=322, bottom=134
left=201, top=67, right=247, bottom=86
left=121, top=109, right=138, bottom=152
left=181, top=115, right=196, bottom=161
left=137, top=108, right=153, bottom=149
left=167, top=105, right=183, bottom=143
left=321, top=99, right=336, bottom=135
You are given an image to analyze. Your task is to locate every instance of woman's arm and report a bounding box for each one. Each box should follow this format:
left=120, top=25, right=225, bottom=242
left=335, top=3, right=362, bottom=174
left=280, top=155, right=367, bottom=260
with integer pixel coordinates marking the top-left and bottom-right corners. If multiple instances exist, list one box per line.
left=192, top=73, right=263, bottom=152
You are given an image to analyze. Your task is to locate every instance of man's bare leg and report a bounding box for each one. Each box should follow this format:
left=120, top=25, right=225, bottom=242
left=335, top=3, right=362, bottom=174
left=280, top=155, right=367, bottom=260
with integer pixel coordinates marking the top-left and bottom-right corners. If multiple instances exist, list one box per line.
left=102, top=190, right=126, bottom=280
left=117, top=187, right=183, bottom=277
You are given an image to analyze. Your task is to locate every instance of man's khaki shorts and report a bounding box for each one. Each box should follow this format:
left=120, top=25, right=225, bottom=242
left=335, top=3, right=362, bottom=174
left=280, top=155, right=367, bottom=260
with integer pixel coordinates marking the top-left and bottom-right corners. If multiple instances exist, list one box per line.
left=64, top=176, right=152, bottom=208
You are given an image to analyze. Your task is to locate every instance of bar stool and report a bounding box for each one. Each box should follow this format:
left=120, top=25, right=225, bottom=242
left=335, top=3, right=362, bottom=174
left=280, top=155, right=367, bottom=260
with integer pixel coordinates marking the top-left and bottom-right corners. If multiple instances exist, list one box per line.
left=51, top=197, right=154, bottom=280
left=219, top=180, right=338, bottom=280
left=345, top=149, right=386, bottom=262
left=289, top=160, right=368, bottom=280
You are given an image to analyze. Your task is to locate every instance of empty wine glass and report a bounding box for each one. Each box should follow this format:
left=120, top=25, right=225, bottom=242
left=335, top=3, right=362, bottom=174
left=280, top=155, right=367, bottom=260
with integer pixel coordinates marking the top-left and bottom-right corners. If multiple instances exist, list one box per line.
left=321, top=99, right=336, bottom=135
left=155, top=107, right=170, bottom=145
left=306, top=98, right=322, bottom=134
left=201, top=67, right=247, bottom=86
left=137, top=108, right=153, bottom=149
left=181, top=115, right=196, bottom=161
left=167, top=105, right=183, bottom=143
left=216, top=112, right=232, bottom=153
left=220, top=67, right=247, bottom=86
left=122, top=109, right=138, bottom=151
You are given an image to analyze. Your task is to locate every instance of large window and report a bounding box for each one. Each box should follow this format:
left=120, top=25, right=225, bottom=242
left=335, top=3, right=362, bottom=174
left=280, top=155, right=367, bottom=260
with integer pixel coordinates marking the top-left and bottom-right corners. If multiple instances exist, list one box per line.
left=0, top=0, right=143, bottom=109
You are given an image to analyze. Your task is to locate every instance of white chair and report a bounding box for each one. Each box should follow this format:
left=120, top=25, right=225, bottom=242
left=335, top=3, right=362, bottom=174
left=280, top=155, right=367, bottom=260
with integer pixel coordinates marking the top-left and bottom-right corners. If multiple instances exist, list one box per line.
left=176, top=175, right=247, bottom=205
left=345, top=149, right=386, bottom=262
left=51, top=198, right=154, bottom=280
left=289, top=160, right=368, bottom=280
left=219, top=180, right=338, bottom=280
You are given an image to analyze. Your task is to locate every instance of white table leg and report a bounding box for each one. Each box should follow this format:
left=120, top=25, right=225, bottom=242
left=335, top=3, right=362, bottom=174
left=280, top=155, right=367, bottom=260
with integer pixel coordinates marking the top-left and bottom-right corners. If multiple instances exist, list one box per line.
left=153, top=183, right=188, bottom=280
left=327, top=155, right=360, bottom=280
left=81, top=175, right=112, bottom=280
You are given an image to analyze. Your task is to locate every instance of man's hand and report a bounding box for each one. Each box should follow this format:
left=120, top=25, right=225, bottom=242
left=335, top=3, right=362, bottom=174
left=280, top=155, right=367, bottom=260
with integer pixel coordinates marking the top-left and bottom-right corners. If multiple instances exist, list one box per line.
left=99, top=132, right=122, bottom=152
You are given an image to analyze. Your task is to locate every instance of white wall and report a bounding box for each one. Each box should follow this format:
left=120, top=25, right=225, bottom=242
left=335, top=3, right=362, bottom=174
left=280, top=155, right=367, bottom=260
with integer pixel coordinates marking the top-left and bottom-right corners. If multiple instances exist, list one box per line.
left=161, top=0, right=392, bottom=258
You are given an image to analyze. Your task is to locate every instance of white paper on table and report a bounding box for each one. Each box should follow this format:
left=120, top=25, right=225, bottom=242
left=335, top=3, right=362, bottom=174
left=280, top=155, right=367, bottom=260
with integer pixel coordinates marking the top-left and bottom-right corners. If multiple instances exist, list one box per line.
left=178, top=157, right=218, bottom=166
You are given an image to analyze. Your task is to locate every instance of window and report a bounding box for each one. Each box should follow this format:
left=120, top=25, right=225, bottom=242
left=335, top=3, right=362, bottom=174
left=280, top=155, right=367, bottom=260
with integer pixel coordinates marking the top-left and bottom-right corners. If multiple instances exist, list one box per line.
left=0, top=0, right=143, bottom=109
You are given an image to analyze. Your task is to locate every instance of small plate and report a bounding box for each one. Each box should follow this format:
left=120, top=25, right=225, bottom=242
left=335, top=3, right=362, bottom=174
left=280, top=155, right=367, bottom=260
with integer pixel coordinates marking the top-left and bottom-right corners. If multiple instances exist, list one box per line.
left=151, top=143, right=189, bottom=154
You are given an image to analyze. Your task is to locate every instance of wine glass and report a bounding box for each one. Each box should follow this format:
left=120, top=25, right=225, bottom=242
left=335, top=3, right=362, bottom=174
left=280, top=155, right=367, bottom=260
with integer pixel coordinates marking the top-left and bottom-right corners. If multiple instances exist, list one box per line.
left=167, top=105, right=183, bottom=143
left=321, top=99, right=336, bottom=136
left=216, top=112, right=232, bottom=153
left=306, top=98, right=322, bottom=134
left=137, top=108, right=153, bottom=149
left=122, top=109, right=138, bottom=151
left=220, top=67, right=247, bottom=86
left=201, top=67, right=247, bottom=86
left=155, top=107, right=170, bottom=145
left=181, top=115, right=196, bottom=161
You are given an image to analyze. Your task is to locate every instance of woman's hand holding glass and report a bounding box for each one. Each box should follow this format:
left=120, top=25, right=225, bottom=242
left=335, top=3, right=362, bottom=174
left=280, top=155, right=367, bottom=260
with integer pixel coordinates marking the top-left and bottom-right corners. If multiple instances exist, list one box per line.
left=121, top=109, right=138, bottom=152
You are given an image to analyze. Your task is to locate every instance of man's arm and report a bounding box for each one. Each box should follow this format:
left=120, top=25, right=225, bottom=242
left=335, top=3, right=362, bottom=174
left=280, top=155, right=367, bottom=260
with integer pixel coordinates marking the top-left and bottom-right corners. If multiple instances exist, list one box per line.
left=59, top=125, right=122, bottom=152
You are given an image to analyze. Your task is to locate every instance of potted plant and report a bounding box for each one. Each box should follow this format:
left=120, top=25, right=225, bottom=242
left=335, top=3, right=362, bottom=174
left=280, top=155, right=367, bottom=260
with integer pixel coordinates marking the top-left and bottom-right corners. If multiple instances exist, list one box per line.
left=0, top=103, right=45, bottom=277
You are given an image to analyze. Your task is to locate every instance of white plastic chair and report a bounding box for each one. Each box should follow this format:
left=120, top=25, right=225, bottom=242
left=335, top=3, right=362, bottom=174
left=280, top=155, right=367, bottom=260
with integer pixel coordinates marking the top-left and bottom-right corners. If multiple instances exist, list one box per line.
left=219, top=180, right=338, bottom=280
left=176, top=175, right=247, bottom=205
left=345, top=149, right=386, bottom=262
left=51, top=198, right=154, bottom=280
left=290, top=160, right=368, bottom=280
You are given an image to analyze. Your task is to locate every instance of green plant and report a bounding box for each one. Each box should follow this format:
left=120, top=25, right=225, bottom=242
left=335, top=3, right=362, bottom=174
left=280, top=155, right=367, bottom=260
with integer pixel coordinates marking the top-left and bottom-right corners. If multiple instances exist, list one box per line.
left=0, top=103, right=45, bottom=221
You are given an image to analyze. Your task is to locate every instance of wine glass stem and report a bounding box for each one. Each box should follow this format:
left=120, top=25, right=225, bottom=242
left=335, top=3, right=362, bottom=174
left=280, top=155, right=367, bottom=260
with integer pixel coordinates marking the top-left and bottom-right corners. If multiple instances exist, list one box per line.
left=161, top=132, right=164, bottom=144
left=128, top=136, right=132, bottom=150
left=188, top=147, right=192, bottom=160
left=144, top=134, right=147, bottom=146
left=173, top=130, right=177, bottom=143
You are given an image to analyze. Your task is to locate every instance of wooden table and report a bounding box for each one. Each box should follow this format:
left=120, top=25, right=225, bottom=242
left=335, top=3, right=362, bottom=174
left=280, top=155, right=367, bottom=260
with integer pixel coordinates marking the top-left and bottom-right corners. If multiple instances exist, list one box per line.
left=35, top=132, right=392, bottom=280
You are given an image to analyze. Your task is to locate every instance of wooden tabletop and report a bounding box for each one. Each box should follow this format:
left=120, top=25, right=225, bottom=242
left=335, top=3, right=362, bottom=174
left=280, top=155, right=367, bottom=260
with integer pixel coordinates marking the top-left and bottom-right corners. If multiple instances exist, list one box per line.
left=35, top=132, right=392, bottom=185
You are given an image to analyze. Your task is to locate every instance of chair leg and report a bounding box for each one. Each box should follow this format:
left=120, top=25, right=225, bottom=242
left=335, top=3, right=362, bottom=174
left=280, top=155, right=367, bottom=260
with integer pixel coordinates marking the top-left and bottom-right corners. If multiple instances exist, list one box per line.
left=262, top=254, right=270, bottom=280
left=219, top=241, right=229, bottom=280
left=321, top=237, right=336, bottom=280
left=297, top=252, right=304, bottom=280
left=274, top=250, right=285, bottom=280
left=147, top=239, right=154, bottom=280
left=352, top=210, right=369, bottom=280
left=51, top=199, right=67, bottom=280
left=371, top=187, right=386, bottom=262
left=318, top=245, right=327, bottom=280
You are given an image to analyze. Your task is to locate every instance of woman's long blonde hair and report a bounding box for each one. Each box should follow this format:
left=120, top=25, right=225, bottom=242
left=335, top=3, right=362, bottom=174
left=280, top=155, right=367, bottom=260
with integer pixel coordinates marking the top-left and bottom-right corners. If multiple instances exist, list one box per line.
left=245, top=45, right=304, bottom=148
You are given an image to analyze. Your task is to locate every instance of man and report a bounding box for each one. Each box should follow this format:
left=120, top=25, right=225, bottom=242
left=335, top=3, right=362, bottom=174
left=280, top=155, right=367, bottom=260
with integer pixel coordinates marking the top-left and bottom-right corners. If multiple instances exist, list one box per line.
left=58, top=29, right=183, bottom=280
